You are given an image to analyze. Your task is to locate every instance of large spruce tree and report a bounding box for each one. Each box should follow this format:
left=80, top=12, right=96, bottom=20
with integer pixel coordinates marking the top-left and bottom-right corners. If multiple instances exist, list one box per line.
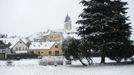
left=76, top=0, right=133, bottom=63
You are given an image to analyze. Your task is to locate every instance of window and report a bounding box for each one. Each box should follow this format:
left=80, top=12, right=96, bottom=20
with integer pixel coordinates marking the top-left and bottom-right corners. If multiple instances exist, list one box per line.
left=19, top=47, right=21, bottom=51
left=16, top=47, right=18, bottom=50
left=2, top=50, right=5, bottom=53
left=38, top=51, right=40, bottom=55
left=49, top=51, right=51, bottom=55
left=55, top=51, right=59, bottom=56
left=50, top=36, right=53, bottom=38
left=55, top=45, right=58, bottom=48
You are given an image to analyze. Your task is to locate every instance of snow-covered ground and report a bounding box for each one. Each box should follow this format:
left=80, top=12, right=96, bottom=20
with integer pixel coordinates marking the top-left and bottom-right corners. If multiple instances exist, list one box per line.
left=0, top=58, right=133, bottom=75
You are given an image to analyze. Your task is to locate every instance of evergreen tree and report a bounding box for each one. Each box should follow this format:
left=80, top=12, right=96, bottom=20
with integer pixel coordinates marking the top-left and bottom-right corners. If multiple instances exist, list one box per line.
left=76, top=0, right=133, bottom=63
left=105, top=42, right=134, bottom=62
left=62, top=38, right=87, bottom=66
left=79, top=39, right=93, bottom=65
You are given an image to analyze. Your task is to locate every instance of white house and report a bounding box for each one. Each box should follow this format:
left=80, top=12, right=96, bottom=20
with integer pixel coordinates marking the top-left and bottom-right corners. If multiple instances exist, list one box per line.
left=0, top=38, right=29, bottom=54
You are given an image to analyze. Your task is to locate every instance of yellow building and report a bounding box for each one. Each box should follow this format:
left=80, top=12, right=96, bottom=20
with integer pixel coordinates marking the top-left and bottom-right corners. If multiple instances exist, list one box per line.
left=47, top=31, right=64, bottom=42
left=29, top=42, right=62, bottom=56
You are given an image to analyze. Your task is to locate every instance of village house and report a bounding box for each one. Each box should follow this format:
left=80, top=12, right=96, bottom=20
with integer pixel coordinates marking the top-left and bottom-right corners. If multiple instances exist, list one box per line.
left=0, top=40, right=10, bottom=59
left=0, top=38, right=29, bottom=54
left=44, top=30, right=64, bottom=42
left=29, top=42, right=62, bottom=56
left=29, top=29, right=64, bottom=43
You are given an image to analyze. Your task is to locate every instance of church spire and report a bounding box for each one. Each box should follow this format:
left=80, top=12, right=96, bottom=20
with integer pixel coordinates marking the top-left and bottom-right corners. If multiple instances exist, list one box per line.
left=65, top=13, right=71, bottom=22
left=64, top=13, right=72, bottom=31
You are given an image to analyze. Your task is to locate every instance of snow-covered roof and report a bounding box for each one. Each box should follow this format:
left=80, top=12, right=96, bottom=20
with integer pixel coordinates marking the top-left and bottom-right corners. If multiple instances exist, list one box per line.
left=28, top=32, right=43, bottom=41
left=28, top=30, right=52, bottom=41
left=0, top=38, right=20, bottom=48
left=29, top=42, right=55, bottom=50
left=27, top=27, right=79, bottom=41
left=0, top=38, right=27, bottom=49
left=21, top=38, right=28, bottom=44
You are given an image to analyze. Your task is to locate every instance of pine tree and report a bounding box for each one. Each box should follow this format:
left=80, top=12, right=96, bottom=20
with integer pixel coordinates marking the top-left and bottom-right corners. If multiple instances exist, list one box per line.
left=76, top=0, right=133, bottom=63
left=62, top=38, right=87, bottom=66
left=79, top=39, right=93, bottom=65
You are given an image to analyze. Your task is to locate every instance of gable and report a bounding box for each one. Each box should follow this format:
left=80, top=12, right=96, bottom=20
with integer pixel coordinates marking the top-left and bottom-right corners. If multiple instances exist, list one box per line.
left=12, top=40, right=28, bottom=49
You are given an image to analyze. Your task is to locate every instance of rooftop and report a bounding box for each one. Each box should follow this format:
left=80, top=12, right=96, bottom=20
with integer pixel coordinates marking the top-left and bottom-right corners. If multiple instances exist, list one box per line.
left=29, top=42, right=55, bottom=50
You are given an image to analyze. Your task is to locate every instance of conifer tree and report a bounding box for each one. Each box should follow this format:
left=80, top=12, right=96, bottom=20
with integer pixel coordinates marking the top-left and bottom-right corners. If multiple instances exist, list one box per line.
left=76, top=0, right=133, bottom=63
left=62, top=38, right=87, bottom=66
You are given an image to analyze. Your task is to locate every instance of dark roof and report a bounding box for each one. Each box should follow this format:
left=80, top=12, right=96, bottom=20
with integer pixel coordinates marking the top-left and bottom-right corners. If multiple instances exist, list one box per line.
left=0, top=40, right=8, bottom=49
left=65, top=14, right=71, bottom=22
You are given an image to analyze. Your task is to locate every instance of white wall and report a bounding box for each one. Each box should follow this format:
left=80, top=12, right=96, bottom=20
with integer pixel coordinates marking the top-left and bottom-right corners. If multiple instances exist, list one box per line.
left=12, top=40, right=29, bottom=53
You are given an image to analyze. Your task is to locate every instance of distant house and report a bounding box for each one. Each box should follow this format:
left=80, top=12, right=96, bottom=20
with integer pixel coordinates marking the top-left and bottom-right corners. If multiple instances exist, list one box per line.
left=46, top=30, right=64, bottom=42
left=29, top=29, right=64, bottom=43
left=0, top=40, right=10, bottom=59
left=29, top=42, right=62, bottom=56
left=0, top=38, right=29, bottom=54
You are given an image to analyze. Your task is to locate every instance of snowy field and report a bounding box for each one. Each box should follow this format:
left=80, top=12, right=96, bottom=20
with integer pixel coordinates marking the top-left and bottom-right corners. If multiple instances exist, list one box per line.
left=0, top=58, right=133, bottom=75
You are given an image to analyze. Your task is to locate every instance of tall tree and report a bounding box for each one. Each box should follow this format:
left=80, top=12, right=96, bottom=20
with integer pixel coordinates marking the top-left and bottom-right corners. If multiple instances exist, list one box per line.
left=76, top=0, right=133, bottom=63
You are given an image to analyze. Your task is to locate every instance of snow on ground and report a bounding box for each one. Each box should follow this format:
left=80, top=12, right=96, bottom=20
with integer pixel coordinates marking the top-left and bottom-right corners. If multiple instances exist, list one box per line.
left=0, top=58, right=134, bottom=75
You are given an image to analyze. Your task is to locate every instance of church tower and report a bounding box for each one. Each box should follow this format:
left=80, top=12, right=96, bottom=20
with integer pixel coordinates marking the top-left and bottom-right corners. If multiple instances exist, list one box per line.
left=64, top=14, right=72, bottom=32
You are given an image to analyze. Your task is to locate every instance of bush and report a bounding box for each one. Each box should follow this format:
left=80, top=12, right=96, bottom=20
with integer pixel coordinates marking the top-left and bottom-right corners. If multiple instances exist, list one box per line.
left=39, top=60, right=47, bottom=66
left=39, top=56, right=64, bottom=66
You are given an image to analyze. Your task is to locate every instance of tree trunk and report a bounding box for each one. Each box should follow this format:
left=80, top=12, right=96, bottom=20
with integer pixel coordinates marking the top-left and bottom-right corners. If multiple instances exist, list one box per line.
left=78, top=58, right=87, bottom=66
left=115, top=57, right=121, bottom=63
left=86, top=57, right=93, bottom=65
left=86, top=57, right=90, bottom=65
left=101, top=50, right=105, bottom=63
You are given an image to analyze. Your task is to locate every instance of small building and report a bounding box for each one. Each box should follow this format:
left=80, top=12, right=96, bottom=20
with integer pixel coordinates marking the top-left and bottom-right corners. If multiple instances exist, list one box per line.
left=28, top=29, right=64, bottom=43
left=0, top=40, right=9, bottom=59
left=29, top=42, right=62, bottom=56
left=0, top=38, right=29, bottom=54
left=46, top=30, right=64, bottom=42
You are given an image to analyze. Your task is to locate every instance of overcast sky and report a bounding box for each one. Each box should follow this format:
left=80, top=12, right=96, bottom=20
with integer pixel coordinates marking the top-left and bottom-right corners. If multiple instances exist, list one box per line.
left=0, top=0, right=134, bottom=39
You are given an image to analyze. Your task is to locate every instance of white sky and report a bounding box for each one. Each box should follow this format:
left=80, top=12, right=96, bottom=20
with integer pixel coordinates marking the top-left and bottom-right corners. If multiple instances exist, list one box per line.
left=0, top=0, right=134, bottom=39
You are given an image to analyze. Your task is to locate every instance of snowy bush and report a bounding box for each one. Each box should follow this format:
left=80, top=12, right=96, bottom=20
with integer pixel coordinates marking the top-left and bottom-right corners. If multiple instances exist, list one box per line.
left=65, top=60, right=72, bottom=65
left=48, top=57, right=54, bottom=65
left=39, top=60, right=47, bottom=66
left=56, top=56, right=63, bottom=65
left=39, top=56, right=64, bottom=66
